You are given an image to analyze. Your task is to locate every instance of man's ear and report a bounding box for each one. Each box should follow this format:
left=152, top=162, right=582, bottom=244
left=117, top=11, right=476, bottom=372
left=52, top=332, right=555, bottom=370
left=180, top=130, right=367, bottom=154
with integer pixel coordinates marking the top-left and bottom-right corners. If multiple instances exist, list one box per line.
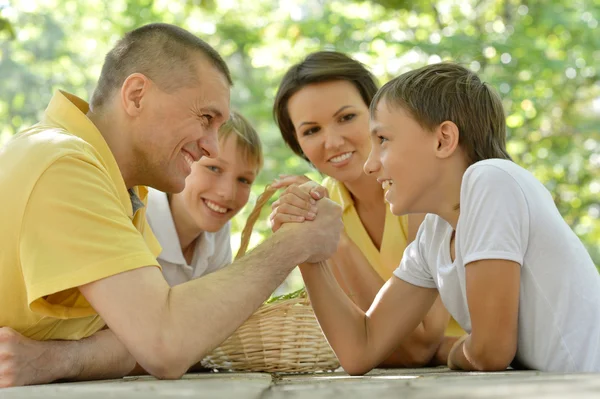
left=121, top=73, right=150, bottom=117
left=434, top=120, right=460, bottom=159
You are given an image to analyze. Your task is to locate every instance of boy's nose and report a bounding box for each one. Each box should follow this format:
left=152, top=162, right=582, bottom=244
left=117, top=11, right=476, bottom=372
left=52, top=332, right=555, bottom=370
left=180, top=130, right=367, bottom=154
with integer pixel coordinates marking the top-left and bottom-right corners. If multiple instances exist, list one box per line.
left=216, top=178, right=236, bottom=202
left=364, top=150, right=381, bottom=175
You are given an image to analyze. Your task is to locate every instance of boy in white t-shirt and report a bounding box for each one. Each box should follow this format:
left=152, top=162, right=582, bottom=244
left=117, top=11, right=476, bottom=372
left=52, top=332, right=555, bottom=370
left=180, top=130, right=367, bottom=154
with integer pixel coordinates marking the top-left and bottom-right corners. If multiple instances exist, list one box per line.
left=272, top=63, right=600, bottom=372
left=148, top=110, right=263, bottom=286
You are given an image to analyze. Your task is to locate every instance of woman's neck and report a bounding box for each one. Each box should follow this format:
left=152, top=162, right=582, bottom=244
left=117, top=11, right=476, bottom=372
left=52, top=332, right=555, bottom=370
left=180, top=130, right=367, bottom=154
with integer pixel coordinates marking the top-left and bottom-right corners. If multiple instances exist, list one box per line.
left=343, top=172, right=384, bottom=210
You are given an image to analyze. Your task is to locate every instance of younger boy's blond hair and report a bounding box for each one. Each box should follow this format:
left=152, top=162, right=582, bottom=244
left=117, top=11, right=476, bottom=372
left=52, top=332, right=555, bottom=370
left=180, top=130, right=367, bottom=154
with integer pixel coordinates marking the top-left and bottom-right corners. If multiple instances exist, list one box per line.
left=218, top=111, right=263, bottom=172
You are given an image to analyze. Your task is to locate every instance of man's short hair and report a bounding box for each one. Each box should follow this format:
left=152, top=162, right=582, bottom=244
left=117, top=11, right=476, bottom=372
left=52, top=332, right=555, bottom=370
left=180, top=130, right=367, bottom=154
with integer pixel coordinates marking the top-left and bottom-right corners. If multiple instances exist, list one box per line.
left=90, top=23, right=232, bottom=110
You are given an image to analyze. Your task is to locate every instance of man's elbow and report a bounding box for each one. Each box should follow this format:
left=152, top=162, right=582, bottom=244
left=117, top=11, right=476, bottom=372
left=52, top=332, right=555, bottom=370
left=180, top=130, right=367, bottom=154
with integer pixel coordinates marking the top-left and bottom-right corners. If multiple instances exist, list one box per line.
left=136, top=339, right=190, bottom=380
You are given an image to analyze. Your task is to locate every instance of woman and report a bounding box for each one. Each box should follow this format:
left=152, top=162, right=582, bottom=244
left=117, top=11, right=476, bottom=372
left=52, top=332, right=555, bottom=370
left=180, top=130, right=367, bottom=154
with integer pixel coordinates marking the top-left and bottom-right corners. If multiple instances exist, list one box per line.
left=271, top=51, right=463, bottom=367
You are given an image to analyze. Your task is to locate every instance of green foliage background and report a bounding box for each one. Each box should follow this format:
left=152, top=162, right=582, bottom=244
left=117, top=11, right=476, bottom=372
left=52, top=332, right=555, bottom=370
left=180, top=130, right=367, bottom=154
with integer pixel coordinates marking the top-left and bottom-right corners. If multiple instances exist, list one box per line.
left=1, top=0, right=598, bottom=289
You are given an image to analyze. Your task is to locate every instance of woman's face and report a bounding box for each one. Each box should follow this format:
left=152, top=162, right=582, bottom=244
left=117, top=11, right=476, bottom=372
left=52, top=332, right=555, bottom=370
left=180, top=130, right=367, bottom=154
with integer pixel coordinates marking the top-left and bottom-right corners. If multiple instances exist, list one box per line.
left=287, top=80, right=371, bottom=183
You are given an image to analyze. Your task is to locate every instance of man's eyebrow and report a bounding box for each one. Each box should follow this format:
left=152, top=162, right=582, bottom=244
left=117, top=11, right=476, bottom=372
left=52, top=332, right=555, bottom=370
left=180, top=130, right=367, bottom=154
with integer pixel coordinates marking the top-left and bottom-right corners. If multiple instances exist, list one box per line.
left=200, top=107, right=223, bottom=118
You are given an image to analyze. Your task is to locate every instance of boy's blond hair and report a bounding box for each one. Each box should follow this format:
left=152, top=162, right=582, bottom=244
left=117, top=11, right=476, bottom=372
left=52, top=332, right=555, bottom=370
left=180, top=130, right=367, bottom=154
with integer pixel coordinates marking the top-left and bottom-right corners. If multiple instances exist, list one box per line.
left=218, top=111, right=263, bottom=172
left=371, top=63, right=511, bottom=165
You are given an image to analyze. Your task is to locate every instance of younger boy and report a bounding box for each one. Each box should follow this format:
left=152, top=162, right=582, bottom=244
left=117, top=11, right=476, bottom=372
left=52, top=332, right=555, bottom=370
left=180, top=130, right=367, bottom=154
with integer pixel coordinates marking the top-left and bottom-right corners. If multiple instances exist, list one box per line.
left=148, top=110, right=262, bottom=286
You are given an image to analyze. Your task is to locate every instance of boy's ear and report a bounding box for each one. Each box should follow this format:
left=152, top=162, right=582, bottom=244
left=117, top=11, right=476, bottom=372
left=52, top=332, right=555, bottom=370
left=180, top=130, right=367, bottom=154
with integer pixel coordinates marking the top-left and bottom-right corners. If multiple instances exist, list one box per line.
left=434, top=120, right=460, bottom=159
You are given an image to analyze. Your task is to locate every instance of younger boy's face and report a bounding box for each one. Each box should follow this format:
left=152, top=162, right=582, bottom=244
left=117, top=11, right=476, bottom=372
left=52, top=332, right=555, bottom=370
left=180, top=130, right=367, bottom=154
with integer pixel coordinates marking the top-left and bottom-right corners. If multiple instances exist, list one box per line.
left=365, top=102, right=438, bottom=216
left=176, top=136, right=257, bottom=233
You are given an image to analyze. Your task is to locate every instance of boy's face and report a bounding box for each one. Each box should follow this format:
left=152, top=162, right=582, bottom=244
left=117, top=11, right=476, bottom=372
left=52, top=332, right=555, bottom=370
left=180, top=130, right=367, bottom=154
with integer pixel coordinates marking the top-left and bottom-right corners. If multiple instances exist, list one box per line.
left=365, top=102, right=439, bottom=216
left=173, top=135, right=257, bottom=233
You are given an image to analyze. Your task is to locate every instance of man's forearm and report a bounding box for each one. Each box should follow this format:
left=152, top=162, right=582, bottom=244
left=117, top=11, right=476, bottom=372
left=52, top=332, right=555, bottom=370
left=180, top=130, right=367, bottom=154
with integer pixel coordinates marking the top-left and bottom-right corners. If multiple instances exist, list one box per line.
left=65, top=329, right=136, bottom=381
left=0, top=328, right=135, bottom=387
left=163, top=226, right=307, bottom=369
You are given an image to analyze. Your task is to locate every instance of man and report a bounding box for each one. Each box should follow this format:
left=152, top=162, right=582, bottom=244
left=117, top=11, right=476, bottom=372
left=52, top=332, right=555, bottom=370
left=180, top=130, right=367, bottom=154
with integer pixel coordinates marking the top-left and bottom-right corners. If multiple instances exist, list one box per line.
left=0, top=23, right=342, bottom=387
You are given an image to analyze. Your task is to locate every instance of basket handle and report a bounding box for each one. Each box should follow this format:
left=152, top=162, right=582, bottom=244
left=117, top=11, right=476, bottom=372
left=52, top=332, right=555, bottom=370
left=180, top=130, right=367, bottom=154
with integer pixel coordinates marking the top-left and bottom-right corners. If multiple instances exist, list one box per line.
left=235, top=185, right=278, bottom=260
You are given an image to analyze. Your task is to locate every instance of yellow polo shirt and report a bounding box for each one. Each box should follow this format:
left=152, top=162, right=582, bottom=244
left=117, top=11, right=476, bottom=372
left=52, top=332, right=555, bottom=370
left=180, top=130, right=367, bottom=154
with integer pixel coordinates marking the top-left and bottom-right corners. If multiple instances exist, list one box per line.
left=0, top=91, right=161, bottom=341
left=323, top=177, right=464, bottom=337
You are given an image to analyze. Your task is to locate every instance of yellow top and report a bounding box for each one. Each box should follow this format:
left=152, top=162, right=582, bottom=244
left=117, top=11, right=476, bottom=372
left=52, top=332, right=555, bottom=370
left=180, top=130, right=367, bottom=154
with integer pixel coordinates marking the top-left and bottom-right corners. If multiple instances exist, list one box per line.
left=0, top=91, right=161, bottom=341
left=323, top=177, right=464, bottom=337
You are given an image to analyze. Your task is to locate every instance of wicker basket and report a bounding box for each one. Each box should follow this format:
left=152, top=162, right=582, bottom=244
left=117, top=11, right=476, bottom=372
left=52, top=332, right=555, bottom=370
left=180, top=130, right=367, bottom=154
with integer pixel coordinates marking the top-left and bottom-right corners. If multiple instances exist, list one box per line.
left=201, top=186, right=340, bottom=373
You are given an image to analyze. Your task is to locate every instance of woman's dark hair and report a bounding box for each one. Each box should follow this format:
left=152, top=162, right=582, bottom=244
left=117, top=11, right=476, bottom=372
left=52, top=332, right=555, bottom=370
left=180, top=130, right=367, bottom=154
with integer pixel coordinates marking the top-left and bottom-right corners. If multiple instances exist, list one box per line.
left=273, top=51, right=378, bottom=161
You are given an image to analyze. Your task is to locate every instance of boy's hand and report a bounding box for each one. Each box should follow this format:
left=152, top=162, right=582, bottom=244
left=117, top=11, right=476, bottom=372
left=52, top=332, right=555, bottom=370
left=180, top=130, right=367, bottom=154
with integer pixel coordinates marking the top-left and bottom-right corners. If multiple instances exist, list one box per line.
left=269, top=181, right=329, bottom=232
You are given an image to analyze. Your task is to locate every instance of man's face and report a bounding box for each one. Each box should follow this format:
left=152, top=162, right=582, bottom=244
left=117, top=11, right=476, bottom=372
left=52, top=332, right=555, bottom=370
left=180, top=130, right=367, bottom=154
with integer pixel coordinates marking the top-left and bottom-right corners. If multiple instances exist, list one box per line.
left=132, top=59, right=231, bottom=193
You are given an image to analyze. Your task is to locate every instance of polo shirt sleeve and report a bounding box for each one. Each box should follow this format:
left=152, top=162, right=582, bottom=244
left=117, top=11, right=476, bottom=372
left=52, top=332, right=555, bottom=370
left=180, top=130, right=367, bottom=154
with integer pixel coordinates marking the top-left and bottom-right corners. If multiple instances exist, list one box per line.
left=19, top=152, right=160, bottom=317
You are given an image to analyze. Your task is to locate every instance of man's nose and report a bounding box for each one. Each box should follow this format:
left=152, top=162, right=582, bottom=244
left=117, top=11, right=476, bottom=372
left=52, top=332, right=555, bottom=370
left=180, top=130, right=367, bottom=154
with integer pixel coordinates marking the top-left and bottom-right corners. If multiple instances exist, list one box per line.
left=199, top=128, right=219, bottom=159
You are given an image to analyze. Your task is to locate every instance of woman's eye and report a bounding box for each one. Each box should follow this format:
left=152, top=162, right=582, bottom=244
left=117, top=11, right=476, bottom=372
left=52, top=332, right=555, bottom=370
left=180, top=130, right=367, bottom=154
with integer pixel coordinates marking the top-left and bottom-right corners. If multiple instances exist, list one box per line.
left=206, top=165, right=220, bottom=173
left=339, top=113, right=356, bottom=122
left=378, top=135, right=388, bottom=145
left=303, top=126, right=320, bottom=136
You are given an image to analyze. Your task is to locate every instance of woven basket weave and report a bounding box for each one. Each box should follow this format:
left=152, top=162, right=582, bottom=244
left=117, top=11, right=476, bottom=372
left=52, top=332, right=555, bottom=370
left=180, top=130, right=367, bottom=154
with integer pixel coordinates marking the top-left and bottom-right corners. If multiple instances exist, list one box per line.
left=201, top=185, right=340, bottom=373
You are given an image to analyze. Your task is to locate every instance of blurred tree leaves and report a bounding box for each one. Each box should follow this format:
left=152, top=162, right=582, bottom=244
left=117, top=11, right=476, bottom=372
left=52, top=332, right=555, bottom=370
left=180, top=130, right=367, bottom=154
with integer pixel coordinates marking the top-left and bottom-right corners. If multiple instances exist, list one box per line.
left=0, top=0, right=598, bottom=275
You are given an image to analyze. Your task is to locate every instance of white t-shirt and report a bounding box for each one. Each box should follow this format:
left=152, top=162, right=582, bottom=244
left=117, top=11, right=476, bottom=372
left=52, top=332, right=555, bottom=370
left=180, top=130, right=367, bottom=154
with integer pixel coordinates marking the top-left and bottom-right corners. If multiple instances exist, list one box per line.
left=394, top=159, right=600, bottom=372
left=146, top=188, right=232, bottom=287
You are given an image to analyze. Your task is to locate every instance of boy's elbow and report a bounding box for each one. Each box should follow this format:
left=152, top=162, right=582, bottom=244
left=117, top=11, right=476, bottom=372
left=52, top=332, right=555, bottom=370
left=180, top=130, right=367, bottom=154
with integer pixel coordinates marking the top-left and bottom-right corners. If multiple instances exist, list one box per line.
left=341, top=361, right=371, bottom=377
left=470, top=353, right=513, bottom=372
left=469, top=340, right=516, bottom=372
left=338, top=352, right=374, bottom=376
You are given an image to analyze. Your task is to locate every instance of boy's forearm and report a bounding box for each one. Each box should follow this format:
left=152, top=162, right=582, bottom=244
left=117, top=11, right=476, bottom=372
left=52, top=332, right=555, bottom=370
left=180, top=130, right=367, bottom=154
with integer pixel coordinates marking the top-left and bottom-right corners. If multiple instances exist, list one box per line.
left=449, top=334, right=513, bottom=371
left=300, top=262, right=369, bottom=366
left=330, top=240, right=445, bottom=369
left=329, top=239, right=385, bottom=311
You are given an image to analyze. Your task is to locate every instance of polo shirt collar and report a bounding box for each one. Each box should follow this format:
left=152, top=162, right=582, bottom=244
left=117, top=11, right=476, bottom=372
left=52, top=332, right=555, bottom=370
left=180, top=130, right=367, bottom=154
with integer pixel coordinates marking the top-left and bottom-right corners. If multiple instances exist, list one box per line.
left=42, top=90, right=135, bottom=217
left=334, top=181, right=354, bottom=212
left=147, top=188, right=187, bottom=265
